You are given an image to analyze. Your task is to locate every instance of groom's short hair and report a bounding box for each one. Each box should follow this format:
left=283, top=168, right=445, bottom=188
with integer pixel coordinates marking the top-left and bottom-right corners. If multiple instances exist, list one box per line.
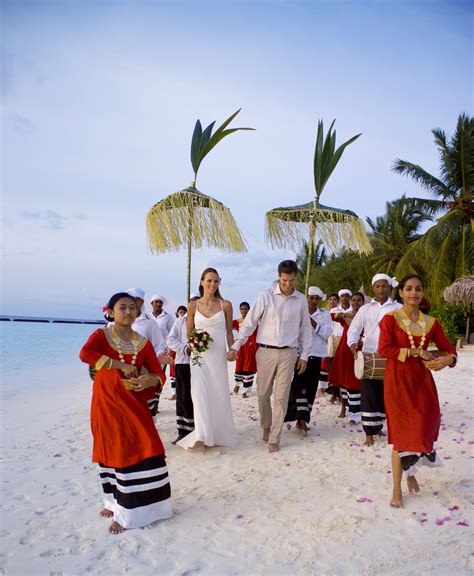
left=278, top=260, right=298, bottom=276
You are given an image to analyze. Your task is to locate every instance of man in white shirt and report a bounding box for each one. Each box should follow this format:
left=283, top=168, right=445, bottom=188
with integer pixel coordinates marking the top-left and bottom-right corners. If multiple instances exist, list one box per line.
left=346, top=274, right=402, bottom=446
left=126, top=288, right=170, bottom=416
left=166, top=296, right=200, bottom=444
left=228, top=260, right=312, bottom=453
left=284, top=286, right=333, bottom=435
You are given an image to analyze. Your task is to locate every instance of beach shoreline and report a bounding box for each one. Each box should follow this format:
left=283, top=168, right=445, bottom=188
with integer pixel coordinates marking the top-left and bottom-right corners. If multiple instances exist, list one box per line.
left=2, top=351, right=473, bottom=575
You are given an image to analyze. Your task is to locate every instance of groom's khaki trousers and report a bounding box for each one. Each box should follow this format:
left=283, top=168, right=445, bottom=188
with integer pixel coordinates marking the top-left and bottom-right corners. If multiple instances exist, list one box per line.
left=255, top=346, right=299, bottom=445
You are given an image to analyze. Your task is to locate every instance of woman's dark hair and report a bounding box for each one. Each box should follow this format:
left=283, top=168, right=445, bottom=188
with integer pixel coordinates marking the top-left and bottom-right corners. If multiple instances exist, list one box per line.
left=198, top=267, right=223, bottom=299
left=278, top=260, right=299, bottom=275
left=239, top=301, right=250, bottom=308
left=176, top=305, right=187, bottom=317
left=105, top=292, right=136, bottom=321
left=351, top=291, right=365, bottom=301
left=328, top=292, right=339, bottom=301
left=399, top=274, right=424, bottom=290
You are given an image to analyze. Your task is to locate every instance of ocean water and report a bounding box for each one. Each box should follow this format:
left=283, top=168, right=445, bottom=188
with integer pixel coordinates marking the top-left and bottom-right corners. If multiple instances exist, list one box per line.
left=0, top=322, right=99, bottom=398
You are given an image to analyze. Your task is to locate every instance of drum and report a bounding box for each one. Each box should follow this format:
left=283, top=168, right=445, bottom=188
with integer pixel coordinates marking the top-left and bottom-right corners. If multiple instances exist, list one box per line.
left=327, top=335, right=341, bottom=358
left=354, top=351, right=386, bottom=380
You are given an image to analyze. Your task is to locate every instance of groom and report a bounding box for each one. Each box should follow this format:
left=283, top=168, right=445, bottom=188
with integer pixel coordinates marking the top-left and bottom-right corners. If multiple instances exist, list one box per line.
left=228, top=260, right=312, bottom=453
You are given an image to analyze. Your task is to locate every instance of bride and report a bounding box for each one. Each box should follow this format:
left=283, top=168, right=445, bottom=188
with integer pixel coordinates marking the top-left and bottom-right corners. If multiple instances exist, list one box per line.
left=177, top=268, right=239, bottom=452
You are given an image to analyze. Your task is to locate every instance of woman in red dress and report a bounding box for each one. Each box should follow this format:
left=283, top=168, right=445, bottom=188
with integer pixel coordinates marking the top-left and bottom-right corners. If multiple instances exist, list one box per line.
left=378, top=275, right=457, bottom=508
left=232, top=302, right=258, bottom=398
left=80, top=293, right=172, bottom=534
left=328, top=292, right=365, bottom=421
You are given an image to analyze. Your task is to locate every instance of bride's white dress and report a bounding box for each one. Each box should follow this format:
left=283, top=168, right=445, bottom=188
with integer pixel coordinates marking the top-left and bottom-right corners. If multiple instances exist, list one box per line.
left=178, top=302, right=239, bottom=449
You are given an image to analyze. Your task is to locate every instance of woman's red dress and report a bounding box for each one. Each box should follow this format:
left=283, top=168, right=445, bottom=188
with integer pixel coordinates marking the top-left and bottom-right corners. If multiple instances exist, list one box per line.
left=328, top=315, right=361, bottom=391
left=80, top=327, right=166, bottom=468
left=378, top=312, right=456, bottom=453
left=232, top=319, right=258, bottom=373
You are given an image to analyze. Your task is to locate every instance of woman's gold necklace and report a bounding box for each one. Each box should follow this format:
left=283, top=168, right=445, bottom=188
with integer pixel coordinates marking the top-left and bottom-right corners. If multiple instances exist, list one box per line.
left=112, top=327, right=138, bottom=365
left=401, top=311, right=427, bottom=350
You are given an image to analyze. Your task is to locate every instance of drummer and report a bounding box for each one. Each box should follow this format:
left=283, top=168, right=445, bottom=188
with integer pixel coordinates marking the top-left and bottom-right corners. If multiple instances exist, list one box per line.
left=347, top=274, right=402, bottom=446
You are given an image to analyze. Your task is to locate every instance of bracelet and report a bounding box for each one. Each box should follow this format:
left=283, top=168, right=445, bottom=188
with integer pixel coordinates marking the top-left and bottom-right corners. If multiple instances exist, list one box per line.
left=106, top=358, right=113, bottom=369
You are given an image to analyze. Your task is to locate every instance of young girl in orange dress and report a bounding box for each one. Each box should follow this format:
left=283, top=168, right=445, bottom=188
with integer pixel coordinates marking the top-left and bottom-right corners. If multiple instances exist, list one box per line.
left=378, top=275, right=457, bottom=508
left=232, top=302, right=258, bottom=398
left=79, top=292, right=172, bottom=534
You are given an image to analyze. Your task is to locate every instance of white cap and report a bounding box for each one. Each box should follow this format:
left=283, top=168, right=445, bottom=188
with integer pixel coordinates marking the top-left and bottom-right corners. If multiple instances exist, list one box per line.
left=126, top=288, right=145, bottom=300
left=150, top=294, right=167, bottom=304
left=308, top=286, right=326, bottom=301
left=338, top=289, right=352, bottom=297
left=371, top=274, right=399, bottom=288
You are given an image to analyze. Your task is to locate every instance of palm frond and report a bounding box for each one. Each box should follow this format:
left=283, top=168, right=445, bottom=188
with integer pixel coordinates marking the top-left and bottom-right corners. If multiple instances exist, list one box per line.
left=313, top=119, right=361, bottom=197
left=190, top=109, right=255, bottom=181
left=392, top=160, right=450, bottom=200
left=146, top=186, right=247, bottom=253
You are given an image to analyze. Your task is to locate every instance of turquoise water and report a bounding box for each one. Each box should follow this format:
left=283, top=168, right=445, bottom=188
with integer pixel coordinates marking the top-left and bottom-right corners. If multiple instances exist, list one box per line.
left=0, top=322, right=99, bottom=398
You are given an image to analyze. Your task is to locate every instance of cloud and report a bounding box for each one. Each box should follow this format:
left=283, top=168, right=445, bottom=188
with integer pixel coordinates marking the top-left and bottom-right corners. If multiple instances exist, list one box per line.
left=21, top=209, right=66, bottom=230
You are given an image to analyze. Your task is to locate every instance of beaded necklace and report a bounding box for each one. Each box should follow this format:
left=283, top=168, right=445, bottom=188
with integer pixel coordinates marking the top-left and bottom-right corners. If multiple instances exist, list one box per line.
left=400, top=310, right=427, bottom=350
left=111, top=326, right=139, bottom=366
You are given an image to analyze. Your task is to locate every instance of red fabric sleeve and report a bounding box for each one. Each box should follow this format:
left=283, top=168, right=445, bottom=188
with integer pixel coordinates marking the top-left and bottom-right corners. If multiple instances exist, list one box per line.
left=378, top=315, right=404, bottom=359
left=142, top=341, right=166, bottom=385
left=232, top=320, right=240, bottom=331
left=330, top=313, right=346, bottom=326
left=431, top=319, right=457, bottom=356
left=79, top=329, right=106, bottom=365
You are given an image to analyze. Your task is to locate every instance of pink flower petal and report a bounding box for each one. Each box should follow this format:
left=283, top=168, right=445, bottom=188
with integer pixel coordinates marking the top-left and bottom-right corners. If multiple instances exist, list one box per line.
left=236, top=514, right=244, bottom=520
left=449, top=505, right=460, bottom=511
left=435, top=518, right=445, bottom=526
left=457, top=521, right=469, bottom=526
left=286, top=424, right=292, bottom=430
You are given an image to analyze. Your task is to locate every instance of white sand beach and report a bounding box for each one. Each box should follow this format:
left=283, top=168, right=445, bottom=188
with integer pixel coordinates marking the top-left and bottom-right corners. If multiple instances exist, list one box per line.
left=2, top=351, right=473, bottom=576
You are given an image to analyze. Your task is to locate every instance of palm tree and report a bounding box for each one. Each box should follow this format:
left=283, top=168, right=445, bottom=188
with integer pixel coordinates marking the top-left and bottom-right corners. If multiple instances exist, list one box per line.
left=366, top=195, right=432, bottom=276
left=296, top=239, right=327, bottom=280
left=392, top=113, right=474, bottom=302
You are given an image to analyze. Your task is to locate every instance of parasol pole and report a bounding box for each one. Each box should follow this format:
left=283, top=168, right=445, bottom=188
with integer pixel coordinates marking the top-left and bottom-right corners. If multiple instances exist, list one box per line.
left=304, top=197, right=318, bottom=295
left=186, top=184, right=195, bottom=303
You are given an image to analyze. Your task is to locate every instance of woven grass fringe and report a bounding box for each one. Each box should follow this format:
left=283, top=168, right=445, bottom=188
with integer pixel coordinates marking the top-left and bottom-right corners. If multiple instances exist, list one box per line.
left=146, top=187, right=247, bottom=253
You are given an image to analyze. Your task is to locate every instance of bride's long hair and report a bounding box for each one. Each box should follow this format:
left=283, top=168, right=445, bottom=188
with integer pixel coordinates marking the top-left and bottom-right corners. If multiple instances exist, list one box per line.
left=199, top=267, right=223, bottom=299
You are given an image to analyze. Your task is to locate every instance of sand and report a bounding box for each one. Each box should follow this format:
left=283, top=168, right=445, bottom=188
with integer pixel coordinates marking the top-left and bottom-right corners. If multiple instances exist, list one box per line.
left=1, top=351, right=473, bottom=575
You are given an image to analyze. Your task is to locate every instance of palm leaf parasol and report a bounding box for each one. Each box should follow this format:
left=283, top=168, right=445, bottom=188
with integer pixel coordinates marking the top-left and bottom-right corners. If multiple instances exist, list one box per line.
left=266, top=119, right=372, bottom=293
left=442, top=275, right=474, bottom=342
left=147, top=110, right=253, bottom=301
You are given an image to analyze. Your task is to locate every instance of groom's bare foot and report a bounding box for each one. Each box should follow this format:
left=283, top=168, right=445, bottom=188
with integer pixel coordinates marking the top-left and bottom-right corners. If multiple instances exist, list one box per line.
left=297, top=420, right=308, bottom=436
left=262, top=428, right=270, bottom=442
left=268, top=443, right=279, bottom=453
left=233, top=385, right=240, bottom=394
left=407, top=475, right=420, bottom=495
left=188, top=441, right=206, bottom=453
left=99, top=508, right=113, bottom=518
left=109, top=521, right=125, bottom=534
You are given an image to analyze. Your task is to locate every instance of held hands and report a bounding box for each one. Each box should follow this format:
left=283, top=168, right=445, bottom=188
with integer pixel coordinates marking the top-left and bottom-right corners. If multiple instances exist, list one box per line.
left=158, top=352, right=174, bottom=365
left=350, top=344, right=358, bottom=360
left=227, top=349, right=238, bottom=362
left=120, top=363, right=138, bottom=378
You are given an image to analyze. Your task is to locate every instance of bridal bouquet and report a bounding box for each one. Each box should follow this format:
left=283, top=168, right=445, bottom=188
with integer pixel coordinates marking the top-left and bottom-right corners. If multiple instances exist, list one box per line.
left=188, top=328, right=214, bottom=367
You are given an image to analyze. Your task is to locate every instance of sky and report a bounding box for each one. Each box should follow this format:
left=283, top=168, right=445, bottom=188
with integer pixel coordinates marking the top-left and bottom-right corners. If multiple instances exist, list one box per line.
left=1, top=0, right=472, bottom=319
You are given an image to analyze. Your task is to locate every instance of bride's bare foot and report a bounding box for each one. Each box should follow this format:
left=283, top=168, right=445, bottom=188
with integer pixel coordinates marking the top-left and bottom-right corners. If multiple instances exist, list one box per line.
left=390, top=490, right=403, bottom=508
left=188, top=441, right=206, bottom=453
left=407, top=475, right=420, bottom=495
left=364, top=435, right=374, bottom=447
left=99, top=508, right=113, bottom=518
left=262, top=428, right=270, bottom=442
left=268, top=443, right=279, bottom=453
left=109, top=521, right=125, bottom=534
left=233, top=385, right=240, bottom=394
